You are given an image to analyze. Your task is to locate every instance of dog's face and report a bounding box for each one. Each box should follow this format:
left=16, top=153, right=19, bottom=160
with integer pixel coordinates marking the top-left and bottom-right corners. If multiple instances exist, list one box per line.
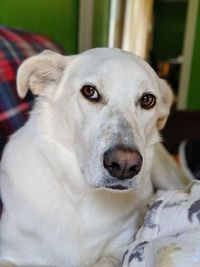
left=17, top=48, right=173, bottom=191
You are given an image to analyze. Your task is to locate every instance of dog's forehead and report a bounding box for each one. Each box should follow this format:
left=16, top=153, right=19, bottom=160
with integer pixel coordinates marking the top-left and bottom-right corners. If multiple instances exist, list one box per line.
left=69, top=48, right=157, bottom=87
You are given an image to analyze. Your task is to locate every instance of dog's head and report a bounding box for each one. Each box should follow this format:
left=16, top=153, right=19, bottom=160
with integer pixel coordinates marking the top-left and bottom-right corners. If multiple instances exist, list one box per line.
left=17, top=48, right=173, bottom=192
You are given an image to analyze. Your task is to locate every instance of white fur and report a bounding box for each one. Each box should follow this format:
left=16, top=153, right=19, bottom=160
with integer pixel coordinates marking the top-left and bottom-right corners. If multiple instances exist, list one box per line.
left=0, top=48, right=173, bottom=267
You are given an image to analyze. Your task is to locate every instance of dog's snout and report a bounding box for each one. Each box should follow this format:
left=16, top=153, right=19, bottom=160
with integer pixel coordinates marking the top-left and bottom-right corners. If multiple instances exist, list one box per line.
left=103, top=147, right=143, bottom=180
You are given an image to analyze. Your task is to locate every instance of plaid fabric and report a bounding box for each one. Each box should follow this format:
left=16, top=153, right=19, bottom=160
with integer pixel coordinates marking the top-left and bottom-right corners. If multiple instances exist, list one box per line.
left=0, top=26, right=64, bottom=156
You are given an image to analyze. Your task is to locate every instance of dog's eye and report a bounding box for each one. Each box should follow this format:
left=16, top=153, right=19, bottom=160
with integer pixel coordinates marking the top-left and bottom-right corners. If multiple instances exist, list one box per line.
left=81, top=85, right=101, bottom=102
left=139, top=93, right=156, bottom=109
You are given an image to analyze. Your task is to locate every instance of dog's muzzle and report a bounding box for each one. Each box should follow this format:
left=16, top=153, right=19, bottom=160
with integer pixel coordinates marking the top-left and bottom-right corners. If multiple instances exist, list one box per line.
left=103, top=146, right=143, bottom=181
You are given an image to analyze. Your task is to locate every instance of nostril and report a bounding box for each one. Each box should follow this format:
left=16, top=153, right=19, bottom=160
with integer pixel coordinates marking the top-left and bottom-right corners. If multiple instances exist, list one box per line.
left=109, top=161, right=121, bottom=178
left=129, top=165, right=140, bottom=176
left=129, top=166, right=136, bottom=172
left=112, top=162, right=120, bottom=170
left=130, top=154, right=143, bottom=173
left=104, top=159, right=120, bottom=172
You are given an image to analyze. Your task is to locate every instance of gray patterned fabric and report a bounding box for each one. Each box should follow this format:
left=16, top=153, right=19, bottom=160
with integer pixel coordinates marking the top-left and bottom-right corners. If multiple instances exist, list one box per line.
left=123, top=181, right=200, bottom=267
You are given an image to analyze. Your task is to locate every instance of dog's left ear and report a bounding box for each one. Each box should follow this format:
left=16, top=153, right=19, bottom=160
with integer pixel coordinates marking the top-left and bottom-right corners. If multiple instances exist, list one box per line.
left=17, top=50, right=67, bottom=98
left=157, top=79, right=174, bottom=130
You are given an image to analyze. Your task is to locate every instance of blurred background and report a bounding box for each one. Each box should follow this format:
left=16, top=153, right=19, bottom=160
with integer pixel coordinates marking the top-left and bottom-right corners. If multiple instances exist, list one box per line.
left=0, top=0, right=199, bottom=110
left=0, top=0, right=200, bottom=158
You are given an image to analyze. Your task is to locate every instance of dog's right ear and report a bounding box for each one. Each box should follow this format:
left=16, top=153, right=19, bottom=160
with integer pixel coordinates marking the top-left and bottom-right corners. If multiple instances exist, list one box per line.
left=156, top=79, right=174, bottom=130
left=17, top=50, right=66, bottom=98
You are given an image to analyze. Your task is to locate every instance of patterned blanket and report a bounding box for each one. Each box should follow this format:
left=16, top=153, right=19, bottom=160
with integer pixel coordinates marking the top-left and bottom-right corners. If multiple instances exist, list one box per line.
left=123, top=181, right=200, bottom=267
left=0, top=26, right=64, bottom=157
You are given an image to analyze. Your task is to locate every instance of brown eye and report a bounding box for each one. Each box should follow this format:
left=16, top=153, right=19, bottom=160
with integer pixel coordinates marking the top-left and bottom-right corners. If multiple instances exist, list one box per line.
left=81, top=85, right=101, bottom=102
left=140, top=93, right=156, bottom=109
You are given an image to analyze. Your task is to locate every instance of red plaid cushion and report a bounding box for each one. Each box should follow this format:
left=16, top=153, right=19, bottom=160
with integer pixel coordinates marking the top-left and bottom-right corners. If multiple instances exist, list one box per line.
left=0, top=26, right=64, bottom=155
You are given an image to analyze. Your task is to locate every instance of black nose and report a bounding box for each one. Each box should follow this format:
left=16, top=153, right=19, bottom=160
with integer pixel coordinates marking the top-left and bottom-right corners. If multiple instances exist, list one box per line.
left=103, top=147, right=143, bottom=180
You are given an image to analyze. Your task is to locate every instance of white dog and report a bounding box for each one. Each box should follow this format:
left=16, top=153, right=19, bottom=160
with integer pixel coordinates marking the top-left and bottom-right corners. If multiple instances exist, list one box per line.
left=0, top=48, right=173, bottom=267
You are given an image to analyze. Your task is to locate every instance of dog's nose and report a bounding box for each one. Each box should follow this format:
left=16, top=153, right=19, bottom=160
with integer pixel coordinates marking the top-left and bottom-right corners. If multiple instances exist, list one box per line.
left=103, top=147, right=143, bottom=180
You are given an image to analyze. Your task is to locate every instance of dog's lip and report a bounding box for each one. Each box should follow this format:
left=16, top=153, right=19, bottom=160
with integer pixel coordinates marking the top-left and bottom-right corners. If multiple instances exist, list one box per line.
left=105, top=184, right=129, bottom=191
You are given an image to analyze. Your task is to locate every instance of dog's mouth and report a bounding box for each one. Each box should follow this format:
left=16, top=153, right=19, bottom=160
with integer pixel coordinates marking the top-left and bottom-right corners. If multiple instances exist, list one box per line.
left=97, top=173, right=136, bottom=192
left=105, top=184, right=129, bottom=191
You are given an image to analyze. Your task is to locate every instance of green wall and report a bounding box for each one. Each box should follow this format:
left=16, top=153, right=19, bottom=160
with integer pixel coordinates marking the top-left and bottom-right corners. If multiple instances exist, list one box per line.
left=92, top=0, right=110, bottom=48
left=153, top=1, right=188, bottom=60
left=0, top=0, right=79, bottom=54
left=187, top=1, right=200, bottom=110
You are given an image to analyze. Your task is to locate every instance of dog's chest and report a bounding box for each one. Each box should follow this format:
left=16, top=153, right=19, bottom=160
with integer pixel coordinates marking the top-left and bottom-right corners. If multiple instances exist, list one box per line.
left=0, top=194, right=137, bottom=267
left=72, top=195, right=138, bottom=265
left=46, top=196, right=137, bottom=266
left=37, top=208, right=134, bottom=267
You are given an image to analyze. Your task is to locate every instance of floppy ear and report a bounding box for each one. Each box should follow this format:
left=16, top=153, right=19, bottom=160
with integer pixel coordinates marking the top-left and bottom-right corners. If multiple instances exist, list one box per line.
left=157, top=79, right=174, bottom=130
left=17, top=50, right=66, bottom=98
